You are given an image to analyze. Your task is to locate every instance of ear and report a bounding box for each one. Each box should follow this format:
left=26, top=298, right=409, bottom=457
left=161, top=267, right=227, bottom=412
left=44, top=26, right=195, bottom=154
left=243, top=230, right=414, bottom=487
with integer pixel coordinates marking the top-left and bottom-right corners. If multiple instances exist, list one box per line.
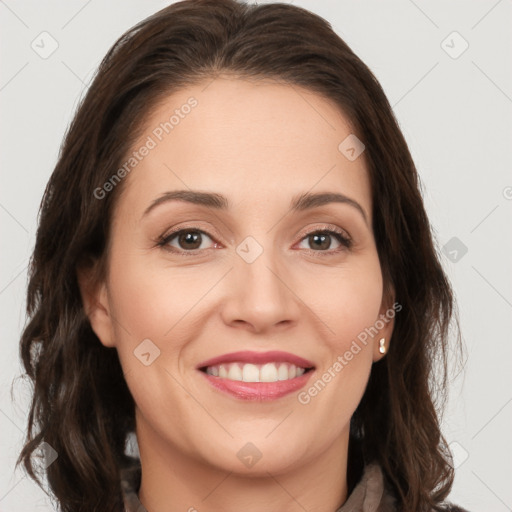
left=76, top=262, right=116, bottom=348
left=372, top=285, right=398, bottom=363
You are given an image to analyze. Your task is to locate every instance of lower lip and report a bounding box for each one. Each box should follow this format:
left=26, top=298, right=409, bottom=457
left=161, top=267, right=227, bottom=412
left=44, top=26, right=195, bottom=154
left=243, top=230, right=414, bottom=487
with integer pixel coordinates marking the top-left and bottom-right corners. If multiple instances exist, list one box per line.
left=199, top=370, right=315, bottom=401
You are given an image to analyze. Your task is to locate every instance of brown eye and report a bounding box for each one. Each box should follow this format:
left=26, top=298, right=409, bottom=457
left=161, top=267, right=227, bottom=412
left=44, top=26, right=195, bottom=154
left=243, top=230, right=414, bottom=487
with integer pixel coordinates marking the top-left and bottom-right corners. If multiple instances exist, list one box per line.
left=298, top=229, right=352, bottom=253
left=308, top=233, right=332, bottom=251
left=159, top=228, right=216, bottom=253
left=176, top=231, right=203, bottom=250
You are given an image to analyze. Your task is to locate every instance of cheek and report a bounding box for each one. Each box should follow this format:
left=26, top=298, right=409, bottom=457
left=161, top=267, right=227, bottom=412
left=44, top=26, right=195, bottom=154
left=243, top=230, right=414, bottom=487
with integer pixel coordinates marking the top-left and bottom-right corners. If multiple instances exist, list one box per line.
left=295, top=258, right=382, bottom=436
left=297, top=253, right=384, bottom=347
left=107, top=254, right=208, bottom=344
left=106, top=258, right=208, bottom=438
left=104, top=254, right=183, bottom=395
left=105, top=251, right=228, bottom=407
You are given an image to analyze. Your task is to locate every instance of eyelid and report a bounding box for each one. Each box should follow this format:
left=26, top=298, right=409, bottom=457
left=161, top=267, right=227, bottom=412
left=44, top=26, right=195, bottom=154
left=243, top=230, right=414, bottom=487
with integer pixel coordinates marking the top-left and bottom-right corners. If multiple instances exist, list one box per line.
left=295, top=223, right=351, bottom=243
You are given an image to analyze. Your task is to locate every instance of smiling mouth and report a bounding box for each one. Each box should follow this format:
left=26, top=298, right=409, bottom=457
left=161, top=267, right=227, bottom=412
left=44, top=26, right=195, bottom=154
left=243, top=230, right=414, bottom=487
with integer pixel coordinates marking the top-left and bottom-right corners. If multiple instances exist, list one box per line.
left=199, top=362, right=314, bottom=383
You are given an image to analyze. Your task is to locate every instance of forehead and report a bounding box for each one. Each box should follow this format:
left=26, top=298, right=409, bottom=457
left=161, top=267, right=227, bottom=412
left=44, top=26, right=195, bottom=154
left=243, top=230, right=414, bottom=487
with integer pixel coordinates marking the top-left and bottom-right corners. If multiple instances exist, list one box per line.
left=116, top=76, right=371, bottom=219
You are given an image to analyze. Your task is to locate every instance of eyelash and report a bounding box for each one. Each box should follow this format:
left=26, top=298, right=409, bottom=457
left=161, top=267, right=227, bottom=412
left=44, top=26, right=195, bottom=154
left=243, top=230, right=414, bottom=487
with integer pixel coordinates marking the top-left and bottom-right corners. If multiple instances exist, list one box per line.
left=156, top=225, right=353, bottom=257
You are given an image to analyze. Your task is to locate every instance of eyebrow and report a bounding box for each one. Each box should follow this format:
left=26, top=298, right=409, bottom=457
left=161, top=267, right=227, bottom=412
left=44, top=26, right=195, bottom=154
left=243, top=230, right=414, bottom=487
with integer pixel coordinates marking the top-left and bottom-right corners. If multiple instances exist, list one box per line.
left=143, top=189, right=368, bottom=224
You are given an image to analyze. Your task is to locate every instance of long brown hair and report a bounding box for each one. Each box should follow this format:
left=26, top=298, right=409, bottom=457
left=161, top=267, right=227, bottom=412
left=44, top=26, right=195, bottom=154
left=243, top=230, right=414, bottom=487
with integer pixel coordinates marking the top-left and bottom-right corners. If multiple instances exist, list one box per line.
left=17, top=1, right=463, bottom=510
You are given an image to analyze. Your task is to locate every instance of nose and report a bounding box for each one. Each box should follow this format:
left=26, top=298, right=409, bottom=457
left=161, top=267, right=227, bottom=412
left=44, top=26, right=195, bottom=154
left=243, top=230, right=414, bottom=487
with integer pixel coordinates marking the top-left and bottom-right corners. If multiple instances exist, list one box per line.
left=220, top=240, right=300, bottom=334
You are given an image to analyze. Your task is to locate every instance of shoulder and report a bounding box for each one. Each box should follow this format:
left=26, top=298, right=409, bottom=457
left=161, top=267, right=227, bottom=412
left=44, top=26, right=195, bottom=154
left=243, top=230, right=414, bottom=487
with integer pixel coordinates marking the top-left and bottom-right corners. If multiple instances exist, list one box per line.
left=120, top=456, right=145, bottom=512
left=435, top=502, right=472, bottom=512
left=361, top=464, right=472, bottom=512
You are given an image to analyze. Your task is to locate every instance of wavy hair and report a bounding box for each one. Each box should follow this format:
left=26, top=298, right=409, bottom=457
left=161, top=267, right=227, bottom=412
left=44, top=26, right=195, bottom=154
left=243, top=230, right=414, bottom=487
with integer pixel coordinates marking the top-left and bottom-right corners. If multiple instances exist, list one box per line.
left=16, top=1, right=463, bottom=510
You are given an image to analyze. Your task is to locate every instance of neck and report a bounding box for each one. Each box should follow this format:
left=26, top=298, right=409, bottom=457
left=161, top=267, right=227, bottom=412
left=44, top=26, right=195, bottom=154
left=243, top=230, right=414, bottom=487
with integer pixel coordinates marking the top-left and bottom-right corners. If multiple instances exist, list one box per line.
left=136, top=419, right=350, bottom=512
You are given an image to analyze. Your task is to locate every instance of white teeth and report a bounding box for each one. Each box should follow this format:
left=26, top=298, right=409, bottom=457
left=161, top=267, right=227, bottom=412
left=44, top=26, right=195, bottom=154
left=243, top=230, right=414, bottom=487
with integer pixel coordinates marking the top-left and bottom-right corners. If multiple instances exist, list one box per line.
left=242, top=363, right=260, bottom=382
left=277, top=363, right=289, bottom=381
left=260, top=363, right=278, bottom=382
left=228, top=363, right=243, bottom=381
left=203, top=362, right=309, bottom=382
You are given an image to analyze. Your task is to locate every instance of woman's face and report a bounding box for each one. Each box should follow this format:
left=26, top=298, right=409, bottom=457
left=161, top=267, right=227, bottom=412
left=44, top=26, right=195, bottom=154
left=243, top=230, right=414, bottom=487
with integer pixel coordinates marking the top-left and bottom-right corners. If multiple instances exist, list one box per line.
left=84, top=76, right=394, bottom=475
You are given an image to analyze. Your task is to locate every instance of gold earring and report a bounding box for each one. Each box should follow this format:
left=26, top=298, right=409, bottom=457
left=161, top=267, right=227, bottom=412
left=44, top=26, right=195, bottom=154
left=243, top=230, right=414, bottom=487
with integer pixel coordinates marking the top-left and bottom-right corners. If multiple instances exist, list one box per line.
left=379, top=338, right=386, bottom=354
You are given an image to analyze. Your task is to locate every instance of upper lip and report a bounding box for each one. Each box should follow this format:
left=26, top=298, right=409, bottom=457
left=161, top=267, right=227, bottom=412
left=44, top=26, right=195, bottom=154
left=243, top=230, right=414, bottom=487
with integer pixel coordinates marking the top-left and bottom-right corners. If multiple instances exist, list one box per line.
left=196, top=350, right=315, bottom=370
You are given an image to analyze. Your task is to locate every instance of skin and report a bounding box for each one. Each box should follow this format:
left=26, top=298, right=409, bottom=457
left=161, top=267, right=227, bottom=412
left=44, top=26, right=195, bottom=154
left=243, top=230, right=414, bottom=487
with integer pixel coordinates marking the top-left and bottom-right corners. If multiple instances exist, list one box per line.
left=80, top=76, right=394, bottom=512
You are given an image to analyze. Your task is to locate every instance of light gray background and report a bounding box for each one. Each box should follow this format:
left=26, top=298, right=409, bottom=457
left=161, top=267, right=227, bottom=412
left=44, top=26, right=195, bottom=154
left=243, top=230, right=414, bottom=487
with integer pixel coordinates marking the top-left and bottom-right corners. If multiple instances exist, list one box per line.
left=1, top=1, right=511, bottom=510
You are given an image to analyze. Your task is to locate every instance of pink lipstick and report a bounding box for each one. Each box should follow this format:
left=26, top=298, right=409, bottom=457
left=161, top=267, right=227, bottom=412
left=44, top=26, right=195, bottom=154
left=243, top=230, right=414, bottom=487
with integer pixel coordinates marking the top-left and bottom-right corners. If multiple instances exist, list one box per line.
left=197, top=350, right=315, bottom=401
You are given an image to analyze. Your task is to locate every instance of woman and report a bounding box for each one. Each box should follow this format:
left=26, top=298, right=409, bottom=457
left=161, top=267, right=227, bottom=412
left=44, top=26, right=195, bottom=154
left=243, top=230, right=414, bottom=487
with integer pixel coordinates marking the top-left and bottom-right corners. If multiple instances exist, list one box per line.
left=17, top=0, right=469, bottom=511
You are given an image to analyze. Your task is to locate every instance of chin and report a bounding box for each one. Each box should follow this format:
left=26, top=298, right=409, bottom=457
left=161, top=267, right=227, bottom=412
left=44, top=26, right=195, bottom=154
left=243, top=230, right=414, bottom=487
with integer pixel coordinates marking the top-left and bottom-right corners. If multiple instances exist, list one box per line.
left=194, top=433, right=311, bottom=476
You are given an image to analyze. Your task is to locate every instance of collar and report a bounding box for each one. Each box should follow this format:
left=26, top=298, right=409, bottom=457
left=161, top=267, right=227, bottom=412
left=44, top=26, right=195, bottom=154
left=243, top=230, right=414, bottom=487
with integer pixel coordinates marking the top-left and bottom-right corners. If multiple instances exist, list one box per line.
left=120, top=459, right=397, bottom=512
